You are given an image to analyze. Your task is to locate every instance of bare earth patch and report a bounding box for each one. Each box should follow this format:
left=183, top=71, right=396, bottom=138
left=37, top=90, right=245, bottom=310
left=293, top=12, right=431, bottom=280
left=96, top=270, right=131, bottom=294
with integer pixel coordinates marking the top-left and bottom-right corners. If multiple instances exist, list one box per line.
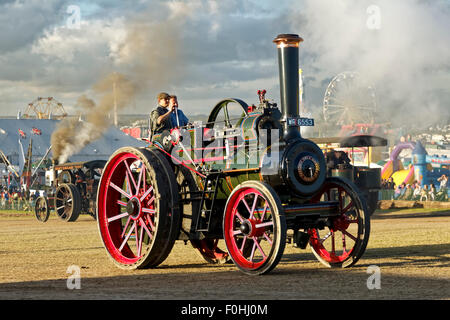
left=0, top=209, right=449, bottom=300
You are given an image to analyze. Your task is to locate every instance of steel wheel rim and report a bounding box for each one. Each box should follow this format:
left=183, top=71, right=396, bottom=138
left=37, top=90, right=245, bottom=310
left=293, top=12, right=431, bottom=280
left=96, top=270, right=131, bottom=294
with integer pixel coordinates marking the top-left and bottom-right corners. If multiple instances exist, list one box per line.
left=55, top=185, right=73, bottom=220
left=308, top=183, right=362, bottom=264
left=35, top=197, right=48, bottom=222
left=224, top=187, right=276, bottom=270
left=98, top=152, right=157, bottom=266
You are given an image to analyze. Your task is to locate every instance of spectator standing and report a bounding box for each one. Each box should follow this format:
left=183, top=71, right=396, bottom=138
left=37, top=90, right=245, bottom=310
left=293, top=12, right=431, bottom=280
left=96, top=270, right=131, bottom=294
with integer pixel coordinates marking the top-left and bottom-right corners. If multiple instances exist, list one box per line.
left=429, top=184, right=437, bottom=201
left=4, top=191, right=9, bottom=209
left=420, top=184, right=429, bottom=201
left=387, top=177, right=395, bottom=190
left=413, top=184, right=421, bottom=200
left=394, top=183, right=405, bottom=199
left=401, top=184, right=413, bottom=200
left=0, top=191, right=5, bottom=209
left=437, top=174, right=448, bottom=191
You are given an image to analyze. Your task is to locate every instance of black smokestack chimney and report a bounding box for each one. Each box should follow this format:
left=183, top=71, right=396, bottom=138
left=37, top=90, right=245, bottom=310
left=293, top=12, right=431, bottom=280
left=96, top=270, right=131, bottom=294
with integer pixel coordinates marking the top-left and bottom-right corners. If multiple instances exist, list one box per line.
left=273, top=34, right=303, bottom=141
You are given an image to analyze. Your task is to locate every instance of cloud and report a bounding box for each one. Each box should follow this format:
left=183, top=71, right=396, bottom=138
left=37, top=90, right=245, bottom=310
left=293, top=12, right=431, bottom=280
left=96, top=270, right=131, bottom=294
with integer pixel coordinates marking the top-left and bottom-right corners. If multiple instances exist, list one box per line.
left=288, top=0, right=450, bottom=127
left=4, top=0, right=447, bottom=132
left=0, top=0, right=66, bottom=54
left=0, top=0, right=294, bottom=116
left=31, top=18, right=126, bottom=63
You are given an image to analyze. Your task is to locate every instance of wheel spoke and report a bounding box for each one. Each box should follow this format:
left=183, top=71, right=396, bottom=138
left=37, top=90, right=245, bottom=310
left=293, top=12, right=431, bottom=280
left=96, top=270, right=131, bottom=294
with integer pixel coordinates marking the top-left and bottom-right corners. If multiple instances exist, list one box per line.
left=125, top=171, right=132, bottom=195
left=342, top=201, right=354, bottom=214
left=255, top=221, right=273, bottom=228
left=142, top=207, right=155, bottom=214
left=233, top=229, right=242, bottom=236
left=140, top=217, right=153, bottom=240
left=249, top=194, right=258, bottom=219
left=140, top=186, right=153, bottom=202
left=239, top=236, right=247, bottom=252
left=119, top=220, right=136, bottom=252
left=146, top=195, right=155, bottom=207
left=108, top=212, right=128, bottom=223
left=124, top=160, right=137, bottom=193
left=120, top=216, right=132, bottom=239
left=117, top=200, right=127, bottom=207
left=110, top=181, right=131, bottom=199
left=254, top=237, right=267, bottom=259
left=259, top=204, right=268, bottom=220
left=137, top=224, right=144, bottom=257
left=136, top=167, right=144, bottom=193
left=242, top=196, right=253, bottom=217
left=235, top=210, right=244, bottom=222
left=135, top=221, right=139, bottom=254
left=342, top=229, right=357, bottom=242
left=320, top=231, right=332, bottom=244
left=263, top=232, right=273, bottom=245
left=249, top=241, right=257, bottom=261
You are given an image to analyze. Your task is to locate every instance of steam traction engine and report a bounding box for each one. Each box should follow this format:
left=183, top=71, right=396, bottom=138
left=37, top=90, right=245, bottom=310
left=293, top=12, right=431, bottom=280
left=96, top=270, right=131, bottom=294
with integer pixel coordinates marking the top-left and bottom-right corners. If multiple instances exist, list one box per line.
left=34, top=160, right=106, bottom=222
left=96, top=34, right=371, bottom=275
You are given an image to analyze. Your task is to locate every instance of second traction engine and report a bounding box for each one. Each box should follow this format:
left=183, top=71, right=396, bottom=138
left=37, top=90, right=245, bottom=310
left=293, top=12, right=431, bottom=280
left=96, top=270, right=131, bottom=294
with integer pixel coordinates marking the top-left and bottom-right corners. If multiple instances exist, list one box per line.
left=96, top=34, right=370, bottom=275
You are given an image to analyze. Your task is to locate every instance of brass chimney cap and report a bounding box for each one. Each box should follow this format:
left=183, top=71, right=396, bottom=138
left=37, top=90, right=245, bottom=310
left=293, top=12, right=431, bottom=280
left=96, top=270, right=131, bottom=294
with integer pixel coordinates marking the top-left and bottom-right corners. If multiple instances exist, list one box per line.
left=273, top=34, right=303, bottom=48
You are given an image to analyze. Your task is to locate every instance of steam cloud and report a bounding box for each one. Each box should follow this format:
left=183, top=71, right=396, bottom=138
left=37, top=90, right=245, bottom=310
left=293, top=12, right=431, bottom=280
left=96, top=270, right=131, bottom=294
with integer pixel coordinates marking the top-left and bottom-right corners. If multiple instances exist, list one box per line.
left=50, top=3, right=186, bottom=164
left=289, top=0, right=450, bottom=129
left=51, top=73, right=136, bottom=164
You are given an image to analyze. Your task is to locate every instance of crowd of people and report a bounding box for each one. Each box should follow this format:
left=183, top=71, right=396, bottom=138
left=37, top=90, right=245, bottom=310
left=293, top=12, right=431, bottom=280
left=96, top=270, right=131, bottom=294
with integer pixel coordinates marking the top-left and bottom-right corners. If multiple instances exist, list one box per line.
left=381, top=174, right=448, bottom=202
left=0, top=186, right=40, bottom=211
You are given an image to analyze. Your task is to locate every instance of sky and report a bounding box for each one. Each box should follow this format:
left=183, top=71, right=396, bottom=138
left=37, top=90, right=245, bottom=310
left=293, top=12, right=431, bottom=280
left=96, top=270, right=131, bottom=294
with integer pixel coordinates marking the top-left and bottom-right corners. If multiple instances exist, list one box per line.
left=0, top=0, right=448, bottom=129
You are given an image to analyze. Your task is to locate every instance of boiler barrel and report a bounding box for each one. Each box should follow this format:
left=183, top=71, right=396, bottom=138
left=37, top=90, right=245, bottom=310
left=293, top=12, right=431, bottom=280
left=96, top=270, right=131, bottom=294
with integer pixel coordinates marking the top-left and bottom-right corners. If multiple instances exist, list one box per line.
left=331, top=168, right=353, bottom=182
left=354, top=167, right=381, bottom=190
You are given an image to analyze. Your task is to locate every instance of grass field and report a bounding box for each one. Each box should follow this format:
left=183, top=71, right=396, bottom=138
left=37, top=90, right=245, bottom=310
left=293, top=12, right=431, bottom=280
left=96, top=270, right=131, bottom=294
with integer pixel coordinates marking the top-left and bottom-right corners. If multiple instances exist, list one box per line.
left=0, top=208, right=449, bottom=300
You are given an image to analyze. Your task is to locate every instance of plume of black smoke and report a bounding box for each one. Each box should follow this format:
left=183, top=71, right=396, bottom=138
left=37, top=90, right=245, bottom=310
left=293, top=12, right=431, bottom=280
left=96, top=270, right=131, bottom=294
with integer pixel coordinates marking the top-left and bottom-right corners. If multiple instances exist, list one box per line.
left=51, top=3, right=186, bottom=164
left=51, top=73, right=135, bottom=164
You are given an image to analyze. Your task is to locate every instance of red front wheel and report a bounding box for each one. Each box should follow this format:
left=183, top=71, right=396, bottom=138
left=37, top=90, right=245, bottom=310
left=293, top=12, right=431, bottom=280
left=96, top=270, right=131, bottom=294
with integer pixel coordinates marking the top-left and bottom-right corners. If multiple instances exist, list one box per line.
left=223, top=181, right=286, bottom=275
left=307, top=177, right=370, bottom=268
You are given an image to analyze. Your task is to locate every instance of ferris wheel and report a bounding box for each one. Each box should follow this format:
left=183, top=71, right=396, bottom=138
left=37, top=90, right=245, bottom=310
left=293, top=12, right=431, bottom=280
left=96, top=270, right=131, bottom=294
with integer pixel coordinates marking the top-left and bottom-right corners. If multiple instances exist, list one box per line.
left=23, top=97, right=67, bottom=120
left=322, top=72, right=377, bottom=126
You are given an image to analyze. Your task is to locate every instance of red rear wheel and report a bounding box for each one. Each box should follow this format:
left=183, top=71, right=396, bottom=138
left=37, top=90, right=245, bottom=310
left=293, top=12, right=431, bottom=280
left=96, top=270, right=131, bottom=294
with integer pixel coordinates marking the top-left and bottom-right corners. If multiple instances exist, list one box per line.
left=97, top=147, right=176, bottom=269
left=223, top=181, right=286, bottom=275
left=190, top=239, right=229, bottom=264
left=307, top=177, right=370, bottom=268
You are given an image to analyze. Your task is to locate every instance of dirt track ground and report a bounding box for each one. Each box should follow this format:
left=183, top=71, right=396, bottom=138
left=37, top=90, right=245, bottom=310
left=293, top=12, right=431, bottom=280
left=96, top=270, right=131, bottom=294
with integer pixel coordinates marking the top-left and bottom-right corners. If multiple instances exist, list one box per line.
left=0, top=208, right=449, bottom=300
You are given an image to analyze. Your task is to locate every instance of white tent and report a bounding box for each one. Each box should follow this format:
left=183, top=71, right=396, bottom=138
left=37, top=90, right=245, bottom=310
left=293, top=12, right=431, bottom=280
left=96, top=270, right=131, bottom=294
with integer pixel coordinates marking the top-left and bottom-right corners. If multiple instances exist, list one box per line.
left=0, top=118, right=147, bottom=173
